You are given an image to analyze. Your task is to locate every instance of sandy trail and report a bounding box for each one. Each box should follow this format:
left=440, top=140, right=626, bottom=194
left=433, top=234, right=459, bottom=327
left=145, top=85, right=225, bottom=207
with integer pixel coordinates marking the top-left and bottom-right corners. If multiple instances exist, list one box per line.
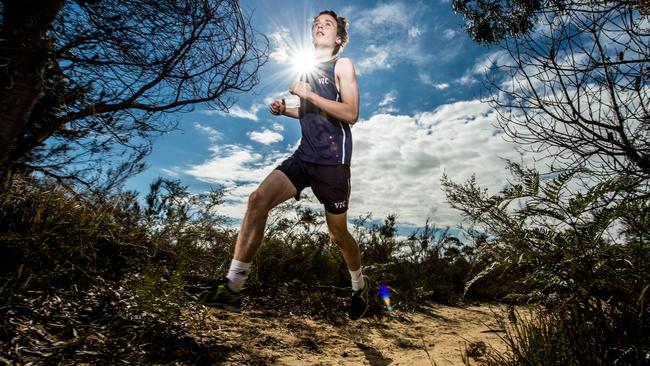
left=181, top=302, right=515, bottom=365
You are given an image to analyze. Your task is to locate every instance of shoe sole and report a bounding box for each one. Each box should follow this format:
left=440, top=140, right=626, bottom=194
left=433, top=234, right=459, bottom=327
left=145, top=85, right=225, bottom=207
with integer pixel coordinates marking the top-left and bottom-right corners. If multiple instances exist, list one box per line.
left=201, top=301, right=241, bottom=312
left=350, top=305, right=368, bottom=320
left=184, top=288, right=242, bottom=312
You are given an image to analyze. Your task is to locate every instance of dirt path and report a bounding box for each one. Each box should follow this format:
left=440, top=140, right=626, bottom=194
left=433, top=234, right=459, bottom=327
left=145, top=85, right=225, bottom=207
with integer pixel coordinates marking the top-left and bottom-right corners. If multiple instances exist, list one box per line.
left=180, top=302, right=514, bottom=365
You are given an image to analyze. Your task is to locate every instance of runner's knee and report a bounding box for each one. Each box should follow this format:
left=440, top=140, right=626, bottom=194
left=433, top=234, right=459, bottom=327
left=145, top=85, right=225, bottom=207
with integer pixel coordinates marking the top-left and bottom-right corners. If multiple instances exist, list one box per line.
left=247, top=190, right=271, bottom=214
left=329, top=227, right=348, bottom=245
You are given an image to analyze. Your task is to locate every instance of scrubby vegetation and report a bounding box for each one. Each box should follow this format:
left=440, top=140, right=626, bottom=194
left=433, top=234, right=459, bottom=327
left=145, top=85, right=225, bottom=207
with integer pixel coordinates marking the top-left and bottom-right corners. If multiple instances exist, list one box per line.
left=3, top=159, right=647, bottom=364
left=0, top=172, right=509, bottom=310
left=443, top=163, right=650, bottom=365
left=0, top=172, right=513, bottom=363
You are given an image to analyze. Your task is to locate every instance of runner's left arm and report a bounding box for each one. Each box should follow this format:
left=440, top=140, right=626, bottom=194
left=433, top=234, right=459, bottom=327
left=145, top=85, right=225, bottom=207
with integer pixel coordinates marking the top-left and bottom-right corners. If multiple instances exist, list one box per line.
left=289, top=57, right=359, bottom=124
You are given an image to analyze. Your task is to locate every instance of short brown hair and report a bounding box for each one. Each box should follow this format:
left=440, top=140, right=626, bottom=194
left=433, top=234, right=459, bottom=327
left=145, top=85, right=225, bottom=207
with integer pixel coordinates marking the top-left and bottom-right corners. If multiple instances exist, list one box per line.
left=313, top=10, right=349, bottom=55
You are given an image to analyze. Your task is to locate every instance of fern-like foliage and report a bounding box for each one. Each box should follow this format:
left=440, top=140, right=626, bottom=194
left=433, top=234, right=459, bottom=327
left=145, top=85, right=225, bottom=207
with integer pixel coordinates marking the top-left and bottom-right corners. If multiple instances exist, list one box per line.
left=443, top=161, right=649, bottom=364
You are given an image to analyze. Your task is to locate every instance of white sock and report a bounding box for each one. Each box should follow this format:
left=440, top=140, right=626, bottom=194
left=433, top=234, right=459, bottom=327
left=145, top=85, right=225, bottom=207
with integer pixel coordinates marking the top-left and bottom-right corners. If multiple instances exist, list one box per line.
left=226, top=259, right=251, bottom=292
left=349, top=268, right=365, bottom=291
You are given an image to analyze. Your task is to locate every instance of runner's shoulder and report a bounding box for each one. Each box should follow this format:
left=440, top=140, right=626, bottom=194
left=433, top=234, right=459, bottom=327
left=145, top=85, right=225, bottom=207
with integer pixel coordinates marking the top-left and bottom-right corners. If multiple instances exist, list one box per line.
left=334, top=57, right=356, bottom=76
left=336, top=56, right=354, bottom=66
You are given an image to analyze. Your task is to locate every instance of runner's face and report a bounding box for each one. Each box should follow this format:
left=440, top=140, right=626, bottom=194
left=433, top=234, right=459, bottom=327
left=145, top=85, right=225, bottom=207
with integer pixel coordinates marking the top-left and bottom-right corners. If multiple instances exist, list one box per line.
left=312, top=14, right=340, bottom=49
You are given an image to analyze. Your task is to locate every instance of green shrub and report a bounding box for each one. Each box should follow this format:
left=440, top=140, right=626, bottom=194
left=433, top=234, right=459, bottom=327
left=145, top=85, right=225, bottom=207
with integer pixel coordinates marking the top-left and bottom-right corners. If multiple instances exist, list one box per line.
left=0, top=175, right=147, bottom=301
left=443, top=164, right=650, bottom=365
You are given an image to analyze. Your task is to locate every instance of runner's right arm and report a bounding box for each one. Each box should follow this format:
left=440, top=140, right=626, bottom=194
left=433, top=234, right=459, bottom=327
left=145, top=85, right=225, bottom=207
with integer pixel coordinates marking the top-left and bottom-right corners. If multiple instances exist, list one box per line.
left=283, top=107, right=299, bottom=119
left=269, top=100, right=299, bottom=119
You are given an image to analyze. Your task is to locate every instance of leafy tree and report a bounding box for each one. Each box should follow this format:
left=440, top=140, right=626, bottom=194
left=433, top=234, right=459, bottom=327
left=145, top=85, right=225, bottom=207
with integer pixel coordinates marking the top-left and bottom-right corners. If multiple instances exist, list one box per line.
left=454, top=1, right=649, bottom=190
left=442, top=163, right=650, bottom=363
left=453, top=0, right=650, bottom=44
left=0, top=0, right=268, bottom=192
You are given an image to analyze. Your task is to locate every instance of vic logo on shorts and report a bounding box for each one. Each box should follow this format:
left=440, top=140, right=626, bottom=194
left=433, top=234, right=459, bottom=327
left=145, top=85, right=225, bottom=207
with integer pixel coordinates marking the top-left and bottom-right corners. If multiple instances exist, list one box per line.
left=318, top=77, right=329, bottom=85
left=333, top=200, right=346, bottom=209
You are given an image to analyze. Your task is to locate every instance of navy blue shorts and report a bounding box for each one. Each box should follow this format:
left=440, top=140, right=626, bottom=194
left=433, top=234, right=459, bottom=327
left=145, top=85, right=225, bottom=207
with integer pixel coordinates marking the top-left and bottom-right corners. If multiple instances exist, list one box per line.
left=276, top=155, right=351, bottom=214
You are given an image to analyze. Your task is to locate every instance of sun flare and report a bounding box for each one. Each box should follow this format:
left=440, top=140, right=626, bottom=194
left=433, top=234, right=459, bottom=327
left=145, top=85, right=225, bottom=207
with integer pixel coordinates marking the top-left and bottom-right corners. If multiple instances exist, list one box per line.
left=290, top=48, right=317, bottom=77
left=264, top=20, right=321, bottom=86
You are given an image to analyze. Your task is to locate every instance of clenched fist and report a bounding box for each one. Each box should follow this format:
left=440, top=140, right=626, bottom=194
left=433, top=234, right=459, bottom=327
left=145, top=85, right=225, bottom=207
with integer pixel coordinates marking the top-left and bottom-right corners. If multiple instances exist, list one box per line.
left=269, top=99, right=285, bottom=116
left=289, top=81, right=312, bottom=99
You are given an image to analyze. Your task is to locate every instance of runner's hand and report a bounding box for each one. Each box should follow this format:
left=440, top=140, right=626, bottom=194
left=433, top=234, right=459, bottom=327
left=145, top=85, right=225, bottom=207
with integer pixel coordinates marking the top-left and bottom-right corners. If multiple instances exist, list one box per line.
left=290, top=81, right=312, bottom=99
left=269, top=99, right=285, bottom=115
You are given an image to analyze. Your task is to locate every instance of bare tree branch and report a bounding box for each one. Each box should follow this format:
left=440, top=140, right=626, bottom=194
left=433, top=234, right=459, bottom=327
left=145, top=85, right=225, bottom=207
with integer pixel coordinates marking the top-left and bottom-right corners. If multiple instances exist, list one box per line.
left=0, top=0, right=268, bottom=192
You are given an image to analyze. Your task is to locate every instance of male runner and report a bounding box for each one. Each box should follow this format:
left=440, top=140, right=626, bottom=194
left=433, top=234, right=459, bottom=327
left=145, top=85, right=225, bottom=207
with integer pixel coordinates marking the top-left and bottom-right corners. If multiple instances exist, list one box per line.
left=193, top=10, right=370, bottom=320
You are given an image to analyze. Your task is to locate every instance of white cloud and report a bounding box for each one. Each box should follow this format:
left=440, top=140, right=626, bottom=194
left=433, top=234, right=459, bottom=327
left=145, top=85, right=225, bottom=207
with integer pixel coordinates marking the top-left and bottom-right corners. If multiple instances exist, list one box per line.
left=353, top=3, right=414, bottom=35
left=443, top=29, right=457, bottom=40
left=472, top=50, right=512, bottom=75
left=378, top=91, right=396, bottom=107
left=193, top=122, right=222, bottom=142
left=349, top=100, right=530, bottom=226
left=350, top=2, right=432, bottom=72
left=269, top=27, right=290, bottom=63
left=448, top=50, right=516, bottom=87
left=408, top=26, right=423, bottom=38
left=418, top=73, right=450, bottom=90
left=455, top=73, right=479, bottom=86
left=271, top=122, right=285, bottom=132
left=357, top=45, right=391, bottom=74
left=161, top=168, right=180, bottom=177
left=185, top=145, right=288, bottom=186
left=248, top=129, right=284, bottom=145
left=203, top=104, right=262, bottom=122
left=183, top=100, right=536, bottom=228
left=377, top=91, right=399, bottom=113
left=184, top=145, right=293, bottom=221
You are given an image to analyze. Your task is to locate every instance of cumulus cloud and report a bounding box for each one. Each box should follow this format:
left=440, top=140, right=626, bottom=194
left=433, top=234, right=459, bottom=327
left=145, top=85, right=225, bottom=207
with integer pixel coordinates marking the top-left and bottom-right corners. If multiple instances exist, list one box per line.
left=442, top=29, right=457, bottom=40
left=183, top=100, right=534, bottom=228
left=449, top=50, right=514, bottom=87
left=418, top=73, right=450, bottom=90
left=353, top=3, right=414, bottom=35
left=161, top=168, right=180, bottom=177
left=349, top=100, right=529, bottom=226
left=271, top=122, right=285, bottom=132
left=183, top=144, right=293, bottom=222
left=230, top=106, right=261, bottom=121
left=193, top=122, right=222, bottom=142
left=351, top=2, right=431, bottom=73
left=472, top=50, right=512, bottom=75
left=185, top=145, right=265, bottom=185
left=185, top=144, right=290, bottom=185
left=248, top=129, right=284, bottom=145
left=203, top=104, right=262, bottom=122
left=357, top=45, right=391, bottom=74
left=377, top=91, right=399, bottom=113
left=268, top=27, right=290, bottom=63
left=408, top=26, right=423, bottom=38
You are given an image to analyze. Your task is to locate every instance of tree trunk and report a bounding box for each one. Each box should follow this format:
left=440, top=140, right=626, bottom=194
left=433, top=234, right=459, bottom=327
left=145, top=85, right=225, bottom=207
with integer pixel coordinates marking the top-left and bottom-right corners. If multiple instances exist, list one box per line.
left=0, top=0, right=65, bottom=170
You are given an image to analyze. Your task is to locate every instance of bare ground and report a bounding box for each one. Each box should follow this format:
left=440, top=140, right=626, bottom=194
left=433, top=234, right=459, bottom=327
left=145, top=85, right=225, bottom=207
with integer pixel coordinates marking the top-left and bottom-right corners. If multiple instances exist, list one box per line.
left=2, top=283, right=522, bottom=365
left=179, top=302, right=515, bottom=366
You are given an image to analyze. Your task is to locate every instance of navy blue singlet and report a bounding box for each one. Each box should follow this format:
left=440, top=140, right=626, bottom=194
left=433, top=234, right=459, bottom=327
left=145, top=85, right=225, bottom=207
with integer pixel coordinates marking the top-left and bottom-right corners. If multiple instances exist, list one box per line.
left=295, top=56, right=353, bottom=166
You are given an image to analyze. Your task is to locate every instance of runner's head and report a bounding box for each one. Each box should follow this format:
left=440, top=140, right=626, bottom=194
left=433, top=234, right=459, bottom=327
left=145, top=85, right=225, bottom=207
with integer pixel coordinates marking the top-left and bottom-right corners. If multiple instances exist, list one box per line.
left=312, top=10, right=349, bottom=56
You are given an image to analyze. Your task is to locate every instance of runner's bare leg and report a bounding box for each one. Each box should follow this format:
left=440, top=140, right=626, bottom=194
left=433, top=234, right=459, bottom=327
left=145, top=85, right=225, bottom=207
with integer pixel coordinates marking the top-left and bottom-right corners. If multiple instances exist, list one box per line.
left=233, top=170, right=297, bottom=262
left=325, top=211, right=361, bottom=271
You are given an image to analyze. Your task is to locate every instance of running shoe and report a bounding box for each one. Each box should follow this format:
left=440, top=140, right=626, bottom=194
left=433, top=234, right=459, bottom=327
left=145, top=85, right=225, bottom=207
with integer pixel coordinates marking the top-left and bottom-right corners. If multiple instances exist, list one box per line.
left=349, top=277, right=372, bottom=320
left=186, top=278, right=244, bottom=311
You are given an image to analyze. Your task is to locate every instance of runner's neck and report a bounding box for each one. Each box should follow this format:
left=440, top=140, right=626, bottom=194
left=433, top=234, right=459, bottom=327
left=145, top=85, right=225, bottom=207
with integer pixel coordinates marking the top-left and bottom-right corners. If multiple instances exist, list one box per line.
left=315, top=54, right=339, bottom=64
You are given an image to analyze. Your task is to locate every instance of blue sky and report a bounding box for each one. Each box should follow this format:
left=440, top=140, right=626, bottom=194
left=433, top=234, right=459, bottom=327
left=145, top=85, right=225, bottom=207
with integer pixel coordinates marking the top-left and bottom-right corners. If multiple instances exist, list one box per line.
left=125, top=0, right=530, bottom=231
